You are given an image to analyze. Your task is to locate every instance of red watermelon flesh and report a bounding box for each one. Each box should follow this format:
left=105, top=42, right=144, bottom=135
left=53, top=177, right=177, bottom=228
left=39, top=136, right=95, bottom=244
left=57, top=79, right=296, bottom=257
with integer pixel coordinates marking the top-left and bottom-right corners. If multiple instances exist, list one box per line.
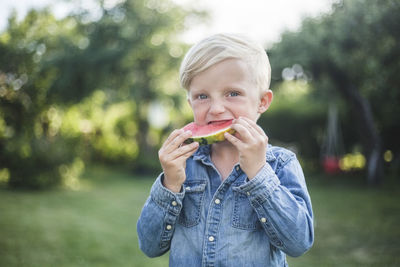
left=183, top=120, right=235, bottom=145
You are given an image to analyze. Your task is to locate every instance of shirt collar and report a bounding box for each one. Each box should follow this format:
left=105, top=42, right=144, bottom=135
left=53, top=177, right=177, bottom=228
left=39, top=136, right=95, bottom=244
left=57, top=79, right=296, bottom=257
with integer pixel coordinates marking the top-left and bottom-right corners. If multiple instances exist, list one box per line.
left=192, top=144, right=276, bottom=162
left=193, top=145, right=211, bottom=162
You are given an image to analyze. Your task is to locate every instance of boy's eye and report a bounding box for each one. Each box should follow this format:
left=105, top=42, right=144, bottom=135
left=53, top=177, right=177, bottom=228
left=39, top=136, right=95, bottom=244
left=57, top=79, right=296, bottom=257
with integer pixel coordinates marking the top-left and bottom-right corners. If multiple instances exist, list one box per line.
left=229, top=91, right=239, bottom=97
left=198, top=94, right=207, bottom=100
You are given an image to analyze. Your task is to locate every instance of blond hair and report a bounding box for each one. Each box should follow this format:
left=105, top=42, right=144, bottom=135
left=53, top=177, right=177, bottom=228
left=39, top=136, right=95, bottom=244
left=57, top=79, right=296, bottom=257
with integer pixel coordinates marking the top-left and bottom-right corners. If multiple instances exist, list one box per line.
left=179, top=33, right=271, bottom=94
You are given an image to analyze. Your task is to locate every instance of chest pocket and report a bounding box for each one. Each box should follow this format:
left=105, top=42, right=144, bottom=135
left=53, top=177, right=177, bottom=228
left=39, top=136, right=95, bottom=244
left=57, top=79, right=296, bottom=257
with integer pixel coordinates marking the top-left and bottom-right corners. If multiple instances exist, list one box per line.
left=231, top=185, right=260, bottom=230
left=178, top=182, right=206, bottom=227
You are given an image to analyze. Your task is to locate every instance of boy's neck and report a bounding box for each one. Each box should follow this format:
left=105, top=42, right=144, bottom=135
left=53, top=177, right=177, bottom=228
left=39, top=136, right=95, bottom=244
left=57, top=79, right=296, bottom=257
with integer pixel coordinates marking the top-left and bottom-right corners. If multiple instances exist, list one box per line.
left=211, top=141, right=238, bottom=157
left=210, top=141, right=239, bottom=180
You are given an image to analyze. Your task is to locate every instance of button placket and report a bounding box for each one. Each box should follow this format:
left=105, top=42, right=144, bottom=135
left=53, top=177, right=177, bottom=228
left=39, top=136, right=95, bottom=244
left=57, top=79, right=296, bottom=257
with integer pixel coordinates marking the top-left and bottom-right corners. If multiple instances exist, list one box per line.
left=202, top=183, right=228, bottom=265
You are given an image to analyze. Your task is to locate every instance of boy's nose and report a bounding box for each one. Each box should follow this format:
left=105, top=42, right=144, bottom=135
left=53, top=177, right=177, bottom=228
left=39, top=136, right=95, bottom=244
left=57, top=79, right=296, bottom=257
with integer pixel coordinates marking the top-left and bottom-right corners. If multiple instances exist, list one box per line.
left=209, top=99, right=225, bottom=115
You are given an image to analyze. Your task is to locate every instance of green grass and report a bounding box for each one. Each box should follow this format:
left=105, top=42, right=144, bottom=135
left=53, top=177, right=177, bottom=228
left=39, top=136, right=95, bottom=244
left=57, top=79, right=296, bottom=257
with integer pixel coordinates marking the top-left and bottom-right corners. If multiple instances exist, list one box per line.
left=1, top=166, right=399, bottom=266
left=287, top=175, right=400, bottom=267
left=0, top=166, right=169, bottom=267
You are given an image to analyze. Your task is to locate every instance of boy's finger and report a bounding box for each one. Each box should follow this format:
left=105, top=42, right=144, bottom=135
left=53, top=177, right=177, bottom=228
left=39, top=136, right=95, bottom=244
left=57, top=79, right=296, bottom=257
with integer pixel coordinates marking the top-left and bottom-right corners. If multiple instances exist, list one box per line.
left=179, top=142, right=199, bottom=160
left=236, top=117, right=264, bottom=139
left=171, top=130, right=192, bottom=147
left=237, top=118, right=269, bottom=146
left=231, top=122, right=252, bottom=142
left=164, top=130, right=192, bottom=152
left=163, top=129, right=184, bottom=147
left=235, top=118, right=258, bottom=138
left=224, top=132, right=243, bottom=150
left=241, top=117, right=266, bottom=137
left=170, top=141, right=198, bottom=161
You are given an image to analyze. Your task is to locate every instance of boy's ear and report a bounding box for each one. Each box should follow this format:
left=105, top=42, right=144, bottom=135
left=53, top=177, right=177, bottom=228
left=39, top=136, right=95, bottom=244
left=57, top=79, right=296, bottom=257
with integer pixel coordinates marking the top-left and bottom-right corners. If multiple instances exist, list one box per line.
left=258, top=90, right=273, bottom=114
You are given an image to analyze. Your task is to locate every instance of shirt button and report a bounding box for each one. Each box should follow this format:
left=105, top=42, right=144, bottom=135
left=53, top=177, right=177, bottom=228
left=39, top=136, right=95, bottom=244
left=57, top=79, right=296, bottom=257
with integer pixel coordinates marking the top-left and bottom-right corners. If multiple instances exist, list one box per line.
left=246, top=191, right=251, bottom=196
left=235, top=166, right=240, bottom=171
left=260, top=217, right=267, bottom=223
left=214, top=199, right=221, bottom=204
left=166, top=224, right=172, bottom=230
left=171, top=201, right=177, bottom=206
left=208, top=236, right=215, bottom=242
left=185, top=186, right=191, bottom=191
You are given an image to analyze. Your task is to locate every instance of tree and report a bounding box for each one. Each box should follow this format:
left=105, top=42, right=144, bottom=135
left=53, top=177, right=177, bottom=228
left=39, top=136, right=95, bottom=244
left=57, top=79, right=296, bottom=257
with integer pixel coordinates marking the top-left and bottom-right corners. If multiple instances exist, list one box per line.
left=0, top=0, right=204, bottom=188
left=269, top=0, right=400, bottom=184
left=45, top=0, right=194, bottom=171
left=0, top=10, right=80, bottom=188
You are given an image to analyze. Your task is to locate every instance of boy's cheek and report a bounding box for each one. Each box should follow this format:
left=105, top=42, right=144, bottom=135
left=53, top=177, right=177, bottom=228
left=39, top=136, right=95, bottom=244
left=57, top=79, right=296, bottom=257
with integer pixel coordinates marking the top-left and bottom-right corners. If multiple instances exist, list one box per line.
left=191, top=105, right=207, bottom=117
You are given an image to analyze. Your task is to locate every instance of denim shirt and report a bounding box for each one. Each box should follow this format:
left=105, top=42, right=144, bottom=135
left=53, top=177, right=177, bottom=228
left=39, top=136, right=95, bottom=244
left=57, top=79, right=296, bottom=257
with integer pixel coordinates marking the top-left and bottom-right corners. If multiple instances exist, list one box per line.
left=137, top=144, right=314, bottom=267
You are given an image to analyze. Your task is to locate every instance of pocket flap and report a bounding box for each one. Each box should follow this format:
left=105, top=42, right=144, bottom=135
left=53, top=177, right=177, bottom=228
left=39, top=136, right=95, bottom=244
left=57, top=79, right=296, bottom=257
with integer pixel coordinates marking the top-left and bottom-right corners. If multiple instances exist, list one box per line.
left=183, top=182, right=206, bottom=193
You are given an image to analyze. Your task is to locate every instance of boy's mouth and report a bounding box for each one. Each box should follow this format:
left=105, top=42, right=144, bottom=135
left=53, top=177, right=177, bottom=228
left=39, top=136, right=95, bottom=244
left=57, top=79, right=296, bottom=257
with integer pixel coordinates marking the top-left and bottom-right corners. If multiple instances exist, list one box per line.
left=207, top=119, right=233, bottom=125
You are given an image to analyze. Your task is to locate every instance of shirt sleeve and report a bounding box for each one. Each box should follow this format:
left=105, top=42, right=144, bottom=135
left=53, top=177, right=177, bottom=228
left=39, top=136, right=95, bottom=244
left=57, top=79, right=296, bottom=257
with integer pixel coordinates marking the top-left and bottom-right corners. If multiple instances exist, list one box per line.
left=137, top=173, right=185, bottom=257
left=237, top=153, right=314, bottom=257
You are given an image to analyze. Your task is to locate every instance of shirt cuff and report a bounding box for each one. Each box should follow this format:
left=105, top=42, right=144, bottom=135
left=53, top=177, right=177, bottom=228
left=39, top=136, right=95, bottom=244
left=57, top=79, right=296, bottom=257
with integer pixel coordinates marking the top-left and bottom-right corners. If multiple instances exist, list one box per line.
left=237, top=163, right=280, bottom=204
left=150, top=173, right=185, bottom=216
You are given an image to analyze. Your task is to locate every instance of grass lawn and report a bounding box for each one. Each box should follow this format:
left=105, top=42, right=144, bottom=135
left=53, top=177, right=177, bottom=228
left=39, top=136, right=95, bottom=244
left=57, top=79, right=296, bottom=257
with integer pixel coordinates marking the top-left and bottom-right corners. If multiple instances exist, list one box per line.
left=1, top=166, right=399, bottom=266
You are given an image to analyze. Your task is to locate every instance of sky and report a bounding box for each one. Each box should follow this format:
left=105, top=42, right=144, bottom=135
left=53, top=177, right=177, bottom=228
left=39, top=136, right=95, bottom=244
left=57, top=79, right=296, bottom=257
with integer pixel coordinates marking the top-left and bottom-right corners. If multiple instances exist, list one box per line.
left=175, top=0, right=336, bottom=46
left=0, top=0, right=336, bottom=46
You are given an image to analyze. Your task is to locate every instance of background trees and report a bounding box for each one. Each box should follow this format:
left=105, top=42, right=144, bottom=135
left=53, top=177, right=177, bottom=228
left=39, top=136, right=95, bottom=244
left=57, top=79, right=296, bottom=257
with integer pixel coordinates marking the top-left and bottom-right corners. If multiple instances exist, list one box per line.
left=0, top=0, right=200, bottom=188
left=0, top=0, right=399, bottom=189
left=265, top=0, right=400, bottom=184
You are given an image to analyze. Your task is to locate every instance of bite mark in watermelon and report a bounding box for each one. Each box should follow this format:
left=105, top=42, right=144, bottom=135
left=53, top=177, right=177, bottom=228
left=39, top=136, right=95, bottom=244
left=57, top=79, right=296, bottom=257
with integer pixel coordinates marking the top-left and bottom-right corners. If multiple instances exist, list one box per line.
left=183, top=120, right=235, bottom=145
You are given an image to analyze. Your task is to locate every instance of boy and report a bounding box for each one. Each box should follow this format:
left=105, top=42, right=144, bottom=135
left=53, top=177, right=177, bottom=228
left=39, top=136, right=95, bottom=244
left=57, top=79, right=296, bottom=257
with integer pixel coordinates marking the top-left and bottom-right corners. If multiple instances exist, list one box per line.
left=137, top=33, right=314, bottom=266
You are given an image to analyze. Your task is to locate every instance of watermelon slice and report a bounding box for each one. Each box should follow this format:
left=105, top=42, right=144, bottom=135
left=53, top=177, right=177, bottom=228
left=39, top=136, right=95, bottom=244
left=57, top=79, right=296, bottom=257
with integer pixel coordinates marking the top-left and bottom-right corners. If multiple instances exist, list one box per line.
left=182, top=120, right=235, bottom=145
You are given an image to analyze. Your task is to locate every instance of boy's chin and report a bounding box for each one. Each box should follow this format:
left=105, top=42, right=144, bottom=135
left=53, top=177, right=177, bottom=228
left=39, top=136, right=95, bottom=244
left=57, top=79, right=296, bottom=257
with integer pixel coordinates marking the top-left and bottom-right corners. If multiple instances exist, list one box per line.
left=213, top=139, right=232, bottom=146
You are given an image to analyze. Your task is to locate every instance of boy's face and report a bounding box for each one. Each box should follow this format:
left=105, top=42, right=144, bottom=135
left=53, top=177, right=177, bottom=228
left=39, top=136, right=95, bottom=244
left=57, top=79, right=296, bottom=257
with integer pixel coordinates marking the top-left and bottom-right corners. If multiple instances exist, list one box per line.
left=188, top=58, right=272, bottom=126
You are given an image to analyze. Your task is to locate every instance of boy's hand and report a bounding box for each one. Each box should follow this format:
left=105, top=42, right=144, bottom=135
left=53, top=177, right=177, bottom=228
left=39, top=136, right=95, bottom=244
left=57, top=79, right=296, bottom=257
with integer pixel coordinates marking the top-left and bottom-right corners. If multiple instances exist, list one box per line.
left=224, top=117, right=268, bottom=179
left=158, top=129, right=199, bottom=192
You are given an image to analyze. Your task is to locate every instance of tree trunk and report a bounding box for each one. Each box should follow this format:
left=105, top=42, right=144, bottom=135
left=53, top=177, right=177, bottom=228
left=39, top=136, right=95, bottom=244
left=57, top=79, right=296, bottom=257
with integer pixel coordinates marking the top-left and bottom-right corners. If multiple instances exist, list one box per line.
left=134, top=103, right=160, bottom=174
left=328, top=66, right=383, bottom=184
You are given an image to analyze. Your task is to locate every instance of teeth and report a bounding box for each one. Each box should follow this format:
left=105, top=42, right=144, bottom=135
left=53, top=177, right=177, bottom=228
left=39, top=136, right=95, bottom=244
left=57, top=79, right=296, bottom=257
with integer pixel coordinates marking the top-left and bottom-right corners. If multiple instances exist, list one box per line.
left=206, top=119, right=232, bottom=125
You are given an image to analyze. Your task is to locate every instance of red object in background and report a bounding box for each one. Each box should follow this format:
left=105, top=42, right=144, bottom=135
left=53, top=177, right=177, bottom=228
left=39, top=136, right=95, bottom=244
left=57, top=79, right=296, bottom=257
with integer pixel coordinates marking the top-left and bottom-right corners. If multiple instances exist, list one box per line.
left=323, top=156, right=341, bottom=174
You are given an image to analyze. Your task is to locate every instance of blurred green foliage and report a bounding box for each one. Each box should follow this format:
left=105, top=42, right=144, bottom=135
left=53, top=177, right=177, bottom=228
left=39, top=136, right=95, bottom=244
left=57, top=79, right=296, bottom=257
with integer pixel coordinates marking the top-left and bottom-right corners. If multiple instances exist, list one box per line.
left=0, top=0, right=203, bottom=188
left=259, top=81, right=327, bottom=166
left=1, top=0, right=399, bottom=189
left=265, top=0, right=400, bottom=181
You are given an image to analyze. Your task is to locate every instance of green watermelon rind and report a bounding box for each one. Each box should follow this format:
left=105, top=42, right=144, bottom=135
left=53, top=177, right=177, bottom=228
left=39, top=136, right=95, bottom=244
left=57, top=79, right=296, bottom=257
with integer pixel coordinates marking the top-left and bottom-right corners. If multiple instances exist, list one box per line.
left=184, top=127, right=235, bottom=145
